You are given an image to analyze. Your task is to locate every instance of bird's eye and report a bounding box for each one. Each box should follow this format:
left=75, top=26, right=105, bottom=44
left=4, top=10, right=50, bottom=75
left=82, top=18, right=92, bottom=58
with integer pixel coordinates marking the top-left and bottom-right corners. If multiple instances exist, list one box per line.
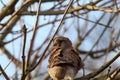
left=59, top=40, right=63, bottom=44
left=53, top=40, right=64, bottom=46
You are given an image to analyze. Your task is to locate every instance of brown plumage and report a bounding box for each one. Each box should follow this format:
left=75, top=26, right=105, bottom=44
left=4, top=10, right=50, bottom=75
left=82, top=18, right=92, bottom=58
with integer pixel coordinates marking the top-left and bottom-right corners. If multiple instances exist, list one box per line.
left=48, top=36, right=83, bottom=80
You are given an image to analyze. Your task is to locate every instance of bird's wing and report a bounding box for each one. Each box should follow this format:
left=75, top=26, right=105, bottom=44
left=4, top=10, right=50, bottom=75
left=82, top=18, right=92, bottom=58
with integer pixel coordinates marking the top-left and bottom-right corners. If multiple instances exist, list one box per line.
left=48, top=47, right=74, bottom=68
left=62, top=48, right=83, bottom=70
left=48, top=47, right=83, bottom=70
left=53, top=56, right=74, bottom=67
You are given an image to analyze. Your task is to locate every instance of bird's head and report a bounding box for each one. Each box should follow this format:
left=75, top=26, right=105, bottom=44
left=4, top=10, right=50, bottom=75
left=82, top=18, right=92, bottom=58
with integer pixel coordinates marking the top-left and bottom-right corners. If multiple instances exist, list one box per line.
left=53, top=36, right=72, bottom=48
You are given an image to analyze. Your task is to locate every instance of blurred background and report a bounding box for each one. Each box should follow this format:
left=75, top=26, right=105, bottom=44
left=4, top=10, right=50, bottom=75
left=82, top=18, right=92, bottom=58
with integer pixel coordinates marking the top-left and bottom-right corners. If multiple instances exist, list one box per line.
left=0, top=0, right=120, bottom=80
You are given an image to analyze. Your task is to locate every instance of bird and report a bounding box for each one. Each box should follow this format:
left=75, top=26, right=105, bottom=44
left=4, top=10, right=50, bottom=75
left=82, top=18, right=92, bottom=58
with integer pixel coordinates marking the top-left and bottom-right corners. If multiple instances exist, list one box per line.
left=47, top=36, right=83, bottom=80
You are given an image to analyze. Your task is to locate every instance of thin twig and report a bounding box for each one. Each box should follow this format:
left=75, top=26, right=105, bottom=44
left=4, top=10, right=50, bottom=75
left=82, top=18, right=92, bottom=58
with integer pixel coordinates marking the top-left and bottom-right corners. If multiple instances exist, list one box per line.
left=106, top=67, right=120, bottom=80
left=26, top=0, right=42, bottom=72
left=4, top=59, right=12, bottom=71
left=21, top=25, right=27, bottom=80
left=0, top=0, right=5, bottom=6
left=0, top=65, right=9, bottom=80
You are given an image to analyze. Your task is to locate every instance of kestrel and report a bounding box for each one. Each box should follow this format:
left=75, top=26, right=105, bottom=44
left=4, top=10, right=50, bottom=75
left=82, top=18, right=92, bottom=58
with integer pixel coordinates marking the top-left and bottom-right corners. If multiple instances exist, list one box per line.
left=48, top=36, right=83, bottom=80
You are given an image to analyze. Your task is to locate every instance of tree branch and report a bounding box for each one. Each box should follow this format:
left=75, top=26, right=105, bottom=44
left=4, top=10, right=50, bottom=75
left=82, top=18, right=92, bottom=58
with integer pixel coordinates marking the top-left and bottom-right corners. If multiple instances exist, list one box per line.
left=0, top=65, right=9, bottom=80
left=75, top=50, right=120, bottom=80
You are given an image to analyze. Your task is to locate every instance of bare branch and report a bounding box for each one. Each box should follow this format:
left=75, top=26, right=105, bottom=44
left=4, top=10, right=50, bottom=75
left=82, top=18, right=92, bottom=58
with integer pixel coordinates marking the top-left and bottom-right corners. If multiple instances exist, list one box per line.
left=21, top=25, right=27, bottom=80
left=0, top=65, right=10, bottom=80
left=75, top=50, right=120, bottom=80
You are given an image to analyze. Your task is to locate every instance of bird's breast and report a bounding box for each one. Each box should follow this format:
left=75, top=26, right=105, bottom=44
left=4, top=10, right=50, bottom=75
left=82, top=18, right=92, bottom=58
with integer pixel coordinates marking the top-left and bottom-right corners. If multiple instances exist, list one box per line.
left=48, top=66, right=75, bottom=80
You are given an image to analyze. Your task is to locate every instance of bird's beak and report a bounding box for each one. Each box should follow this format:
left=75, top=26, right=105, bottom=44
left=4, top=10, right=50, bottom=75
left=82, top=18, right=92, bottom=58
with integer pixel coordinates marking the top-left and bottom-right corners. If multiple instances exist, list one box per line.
left=53, top=40, right=57, bottom=46
left=53, top=43, right=57, bottom=46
